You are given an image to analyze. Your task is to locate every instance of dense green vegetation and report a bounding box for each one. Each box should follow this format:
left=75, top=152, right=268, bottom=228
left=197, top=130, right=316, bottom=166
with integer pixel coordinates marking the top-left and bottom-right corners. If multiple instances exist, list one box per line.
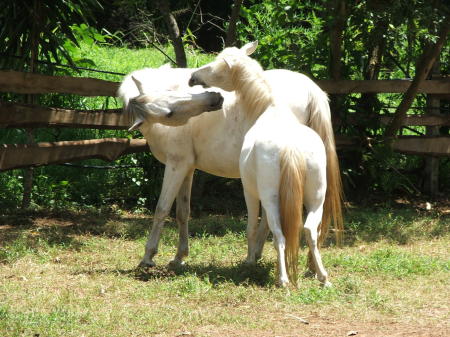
left=0, top=41, right=215, bottom=211
left=0, top=0, right=449, bottom=210
left=0, top=3, right=448, bottom=335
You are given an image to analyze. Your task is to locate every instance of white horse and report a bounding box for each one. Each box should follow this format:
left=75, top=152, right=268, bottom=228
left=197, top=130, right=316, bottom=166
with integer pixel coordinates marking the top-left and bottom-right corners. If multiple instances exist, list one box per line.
left=118, top=44, right=342, bottom=271
left=126, top=76, right=223, bottom=130
left=189, top=42, right=333, bottom=287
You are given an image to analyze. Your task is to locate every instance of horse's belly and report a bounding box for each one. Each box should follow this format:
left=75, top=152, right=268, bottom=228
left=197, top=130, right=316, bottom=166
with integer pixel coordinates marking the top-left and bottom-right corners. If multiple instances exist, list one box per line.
left=194, top=151, right=241, bottom=178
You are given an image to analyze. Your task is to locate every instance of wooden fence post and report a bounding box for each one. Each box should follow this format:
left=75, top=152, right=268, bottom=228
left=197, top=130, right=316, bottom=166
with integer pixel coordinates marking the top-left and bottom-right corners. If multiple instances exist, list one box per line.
left=21, top=0, right=39, bottom=209
left=424, top=62, right=441, bottom=196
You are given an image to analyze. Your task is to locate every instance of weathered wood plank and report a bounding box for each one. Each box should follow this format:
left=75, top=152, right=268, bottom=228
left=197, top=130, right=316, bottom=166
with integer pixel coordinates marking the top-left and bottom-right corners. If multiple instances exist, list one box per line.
left=316, top=78, right=450, bottom=94
left=1, top=70, right=450, bottom=96
left=392, top=136, right=450, bottom=157
left=0, top=138, right=148, bottom=171
left=2, top=101, right=448, bottom=130
left=0, top=70, right=119, bottom=96
left=379, top=114, right=449, bottom=126
left=0, top=101, right=131, bottom=129
left=0, top=135, right=448, bottom=172
left=335, top=135, right=450, bottom=156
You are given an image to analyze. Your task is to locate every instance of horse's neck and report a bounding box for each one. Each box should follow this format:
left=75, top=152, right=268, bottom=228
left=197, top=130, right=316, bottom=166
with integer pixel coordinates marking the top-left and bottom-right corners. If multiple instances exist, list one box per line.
left=233, top=62, right=273, bottom=122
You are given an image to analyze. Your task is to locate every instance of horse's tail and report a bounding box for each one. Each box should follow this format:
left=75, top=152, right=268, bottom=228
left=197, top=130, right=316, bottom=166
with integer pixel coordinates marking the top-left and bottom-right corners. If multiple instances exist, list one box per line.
left=307, top=86, right=344, bottom=246
left=279, top=147, right=306, bottom=287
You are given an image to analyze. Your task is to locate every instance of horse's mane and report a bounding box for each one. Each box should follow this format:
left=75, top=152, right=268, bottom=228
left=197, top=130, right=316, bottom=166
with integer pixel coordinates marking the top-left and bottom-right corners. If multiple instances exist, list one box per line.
left=219, top=49, right=273, bottom=120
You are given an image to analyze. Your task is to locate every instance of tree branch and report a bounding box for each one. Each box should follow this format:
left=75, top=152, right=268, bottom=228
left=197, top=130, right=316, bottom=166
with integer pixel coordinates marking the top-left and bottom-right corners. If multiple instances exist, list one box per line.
left=156, top=0, right=187, bottom=68
left=384, top=18, right=450, bottom=140
left=225, top=0, right=243, bottom=47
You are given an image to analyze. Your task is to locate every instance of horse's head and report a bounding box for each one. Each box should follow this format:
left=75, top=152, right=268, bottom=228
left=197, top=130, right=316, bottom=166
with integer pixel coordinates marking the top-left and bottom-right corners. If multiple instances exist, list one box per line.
left=127, top=87, right=223, bottom=130
left=189, top=41, right=258, bottom=91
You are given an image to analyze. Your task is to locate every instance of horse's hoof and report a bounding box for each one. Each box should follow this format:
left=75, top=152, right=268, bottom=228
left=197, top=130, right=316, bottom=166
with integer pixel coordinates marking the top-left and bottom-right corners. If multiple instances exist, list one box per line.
left=167, top=259, right=185, bottom=270
left=243, top=259, right=257, bottom=266
left=303, top=270, right=316, bottom=279
left=277, top=277, right=290, bottom=288
left=137, top=260, right=156, bottom=269
left=322, top=280, right=332, bottom=288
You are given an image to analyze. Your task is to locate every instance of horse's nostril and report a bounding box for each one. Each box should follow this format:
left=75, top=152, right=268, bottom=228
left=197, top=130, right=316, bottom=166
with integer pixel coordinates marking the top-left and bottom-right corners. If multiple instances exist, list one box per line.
left=167, top=110, right=173, bottom=118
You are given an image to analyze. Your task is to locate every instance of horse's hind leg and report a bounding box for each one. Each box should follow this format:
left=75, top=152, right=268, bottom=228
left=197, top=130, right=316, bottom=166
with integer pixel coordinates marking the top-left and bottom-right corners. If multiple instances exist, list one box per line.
left=253, top=208, right=270, bottom=261
left=260, top=199, right=289, bottom=287
left=169, top=169, right=194, bottom=268
left=139, top=163, right=192, bottom=268
left=243, top=190, right=260, bottom=265
left=303, top=206, right=331, bottom=287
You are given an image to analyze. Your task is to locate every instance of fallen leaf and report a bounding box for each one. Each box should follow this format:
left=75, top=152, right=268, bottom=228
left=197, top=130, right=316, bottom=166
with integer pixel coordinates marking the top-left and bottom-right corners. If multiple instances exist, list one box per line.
left=286, top=313, right=309, bottom=324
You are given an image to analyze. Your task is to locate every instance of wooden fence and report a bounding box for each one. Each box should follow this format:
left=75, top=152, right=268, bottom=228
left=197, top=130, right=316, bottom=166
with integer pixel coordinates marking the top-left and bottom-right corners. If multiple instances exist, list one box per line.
left=0, top=70, right=449, bottom=172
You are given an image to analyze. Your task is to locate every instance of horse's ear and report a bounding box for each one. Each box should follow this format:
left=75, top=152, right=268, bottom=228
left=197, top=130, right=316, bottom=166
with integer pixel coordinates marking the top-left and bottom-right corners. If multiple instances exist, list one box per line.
left=147, top=103, right=171, bottom=117
left=241, top=41, right=258, bottom=55
left=131, top=76, right=144, bottom=94
left=222, top=57, right=234, bottom=69
left=128, top=117, right=144, bottom=131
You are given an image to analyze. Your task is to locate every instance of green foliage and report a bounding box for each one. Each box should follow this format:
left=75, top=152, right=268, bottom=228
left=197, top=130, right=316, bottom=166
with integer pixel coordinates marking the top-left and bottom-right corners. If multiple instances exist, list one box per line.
left=236, top=0, right=449, bottom=198
left=0, top=38, right=216, bottom=211
left=237, top=0, right=328, bottom=77
left=0, top=0, right=102, bottom=70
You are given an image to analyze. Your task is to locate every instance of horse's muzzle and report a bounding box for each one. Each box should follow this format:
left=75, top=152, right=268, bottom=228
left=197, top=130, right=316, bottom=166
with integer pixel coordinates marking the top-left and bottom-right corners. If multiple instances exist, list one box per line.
left=208, top=92, right=224, bottom=111
left=189, top=74, right=207, bottom=88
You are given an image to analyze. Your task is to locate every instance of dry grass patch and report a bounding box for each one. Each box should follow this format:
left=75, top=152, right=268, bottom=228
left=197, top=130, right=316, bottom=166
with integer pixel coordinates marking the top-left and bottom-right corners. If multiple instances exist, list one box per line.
left=0, top=207, right=449, bottom=336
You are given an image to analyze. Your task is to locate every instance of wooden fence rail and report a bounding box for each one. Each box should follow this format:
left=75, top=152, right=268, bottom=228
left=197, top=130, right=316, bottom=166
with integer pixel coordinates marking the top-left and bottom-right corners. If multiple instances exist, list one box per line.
left=1, top=70, right=449, bottom=96
left=0, top=70, right=448, bottom=172
left=0, top=70, right=118, bottom=96
left=1, top=101, right=448, bottom=129
left=0, top=101, right=130, bottom=129
left=0, top=138, right=148, bottom=171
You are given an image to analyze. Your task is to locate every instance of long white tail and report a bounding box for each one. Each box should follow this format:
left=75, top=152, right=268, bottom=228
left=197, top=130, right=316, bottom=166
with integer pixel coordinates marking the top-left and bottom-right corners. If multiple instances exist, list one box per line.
left=307, top=85, right=344, bottom=246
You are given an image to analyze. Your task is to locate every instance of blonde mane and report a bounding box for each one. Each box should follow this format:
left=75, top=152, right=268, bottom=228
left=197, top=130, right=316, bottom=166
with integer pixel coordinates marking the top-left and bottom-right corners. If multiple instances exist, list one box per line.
left=219, top=49, right=274, bottom=120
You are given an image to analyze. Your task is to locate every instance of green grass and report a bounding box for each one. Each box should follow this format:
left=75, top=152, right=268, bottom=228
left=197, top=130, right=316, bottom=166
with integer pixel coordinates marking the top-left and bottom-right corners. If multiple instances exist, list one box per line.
left=0, top=206, right=449, bottom=336
left=67, top=41, right=215, bottom=111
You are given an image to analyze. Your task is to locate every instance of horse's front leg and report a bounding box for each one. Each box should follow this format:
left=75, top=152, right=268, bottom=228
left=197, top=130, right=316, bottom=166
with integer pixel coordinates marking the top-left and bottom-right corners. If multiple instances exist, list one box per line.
left=139, top=162, right=192, bottom=268
left=168, top=169, right=194, bottom=268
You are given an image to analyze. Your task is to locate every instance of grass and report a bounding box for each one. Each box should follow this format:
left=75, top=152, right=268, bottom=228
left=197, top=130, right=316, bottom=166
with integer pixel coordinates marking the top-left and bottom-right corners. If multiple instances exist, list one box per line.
left=66, top=41, right=215, bottom=111
left=0, top=205, right=449, bottom=336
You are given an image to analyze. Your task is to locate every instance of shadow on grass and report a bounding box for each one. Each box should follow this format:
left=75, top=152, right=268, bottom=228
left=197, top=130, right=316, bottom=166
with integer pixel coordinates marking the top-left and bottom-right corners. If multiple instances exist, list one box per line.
left=340, top=206, right=448, bottom=246
left=0, top=209, right=247, bottom=247
left=0, top=204, right=446, bottom=265
left=76, top=261, right=275, bottom=287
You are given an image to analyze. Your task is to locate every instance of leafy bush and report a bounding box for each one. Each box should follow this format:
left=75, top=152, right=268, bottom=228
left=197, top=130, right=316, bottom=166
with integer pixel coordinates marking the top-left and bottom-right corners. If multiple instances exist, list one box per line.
left=237, top=0, right=328, bottom=77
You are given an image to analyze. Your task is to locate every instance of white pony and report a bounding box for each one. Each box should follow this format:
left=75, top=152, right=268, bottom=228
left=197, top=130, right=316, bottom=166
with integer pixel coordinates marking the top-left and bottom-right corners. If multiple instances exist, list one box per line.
left=189, top=43, right=333, bottom=287
left=118, top=44, right=342, bottom=272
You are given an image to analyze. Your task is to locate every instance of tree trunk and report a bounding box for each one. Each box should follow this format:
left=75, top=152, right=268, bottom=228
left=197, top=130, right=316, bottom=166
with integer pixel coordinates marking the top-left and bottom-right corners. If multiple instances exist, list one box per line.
left=225, top=0, right=243, bottom=47
left=356, top=19, right=388, bottom=135
left=384, top=18, right=450, bottom=139
left=328, top=0, right=347, bottom=124
left=156, top=0, right=187, bottom=68
left=329, top=0, right=346, bottom=80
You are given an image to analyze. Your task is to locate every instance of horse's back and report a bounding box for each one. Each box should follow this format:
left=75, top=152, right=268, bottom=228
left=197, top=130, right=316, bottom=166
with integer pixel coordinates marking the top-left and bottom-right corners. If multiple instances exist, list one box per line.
left=264, top=69, right=326, bottom=125
left=240, top=106, right=326, bottom=201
